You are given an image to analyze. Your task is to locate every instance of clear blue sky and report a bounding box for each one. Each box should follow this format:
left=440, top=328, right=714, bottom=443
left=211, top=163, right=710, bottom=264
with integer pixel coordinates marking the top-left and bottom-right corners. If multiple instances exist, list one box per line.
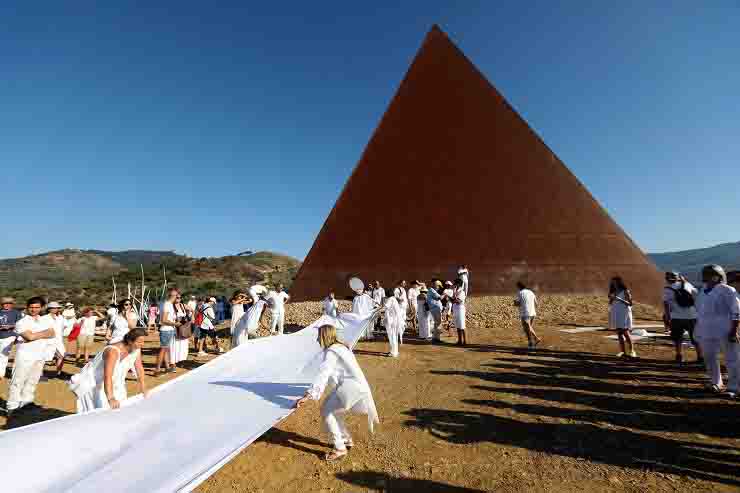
left=1, top=2, right=738, bottom=260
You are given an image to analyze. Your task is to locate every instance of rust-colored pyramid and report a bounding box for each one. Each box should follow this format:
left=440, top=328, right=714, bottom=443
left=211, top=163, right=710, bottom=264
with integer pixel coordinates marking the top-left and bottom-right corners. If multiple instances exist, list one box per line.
left=291, top=25, right=664, bottom=305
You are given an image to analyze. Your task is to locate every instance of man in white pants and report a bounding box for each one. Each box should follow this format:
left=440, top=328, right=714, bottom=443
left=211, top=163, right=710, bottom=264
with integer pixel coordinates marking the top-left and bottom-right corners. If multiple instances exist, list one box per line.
left=694, top=264, right=740, bottom=397
left=268, top=284, right=290, bottom=335
left=0, top=296, right=22, bottom=381
left=6, top=297, right=55, bottom=418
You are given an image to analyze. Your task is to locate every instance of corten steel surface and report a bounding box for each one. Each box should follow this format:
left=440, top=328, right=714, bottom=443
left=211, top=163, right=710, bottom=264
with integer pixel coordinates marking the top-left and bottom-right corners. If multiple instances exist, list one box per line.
left=291, top=25, right=664, bottom=306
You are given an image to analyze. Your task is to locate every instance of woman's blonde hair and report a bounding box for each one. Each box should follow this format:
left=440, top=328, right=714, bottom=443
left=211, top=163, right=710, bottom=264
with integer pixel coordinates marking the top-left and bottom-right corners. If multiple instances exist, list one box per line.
left=317, top=324, right=348, bottom=350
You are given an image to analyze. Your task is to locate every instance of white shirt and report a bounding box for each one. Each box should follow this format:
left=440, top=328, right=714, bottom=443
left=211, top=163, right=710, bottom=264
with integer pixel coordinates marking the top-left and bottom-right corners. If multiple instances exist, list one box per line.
left=160, top=301, right=176, bottom=332
left=372, top=287, right=386, bottom=305
left=63, top=308, right=76, bottom=320
left=393, top=287, right=408, bottom=307
left=407, top=288, right=419, bottom=308
left=106, top=307, right=117, bottom=320
left=268, top=290, right=290, bottom=312
left=663, top=281, right=698, bottom=320
left=109, top=314, right=130, bottom=343
left=40, top=313, right=65, bottom=355
left=15, top=315, right=50, bottom=363
left=187, top=300, right=197, bottom=314
left=322, top=297, right=338, bottom=318
left=80, top=316, right=98, bottom=336
left=201, top=305, right=216, bottom=330
left=695, top=283, right=740, bottom=340
left=516, top=289, right=537, bottom=318
left=352, top=293, right=376, bottom=316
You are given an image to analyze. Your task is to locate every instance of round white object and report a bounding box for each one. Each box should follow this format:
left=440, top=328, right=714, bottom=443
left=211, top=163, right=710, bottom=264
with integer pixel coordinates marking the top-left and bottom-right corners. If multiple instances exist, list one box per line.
left=349, top=277, right=364, bottom=293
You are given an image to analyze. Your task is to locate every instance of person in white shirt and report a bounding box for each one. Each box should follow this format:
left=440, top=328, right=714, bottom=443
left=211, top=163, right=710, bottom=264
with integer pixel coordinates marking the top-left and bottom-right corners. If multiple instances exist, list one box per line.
left=457, top=265, right=470, bottom=295
left=229, top=291, right=248, bottom=336
left=5, top=297, right=55, bottom=417
left=322, top=291, right=339, bottom=318
left=155, top=288, right=180, bottom=375
left=62, top=303, right=77, bottom=336
left=417, top=287, right=432, bottom=340
left=694, top=264, right=740, bottom=396
left=104, top=304, right=118, bottom=339
left=197, top=297, right=219, bottom=356
left=109, top=299, right=133, bottom=344
left=608, top=277, right=635, bottom=359
left=41, top=301, right=67, bottom=377
left=514, top=282, right=541, bottom=349
left=268, top=284, right=290, bottom=335
left=294, top=324, right=379, bottom=462
left=76, top=307, right=103, bottom=364
left=392, top=280, right=408, bottom=344
left=452, top=279, right=468, bottom=346
left=662, top=272, right=701, bottom=365
left=383, top=296, right=403, bottom=358
left=426, top=280, right=445, bottom=343
left=406, top=281, right=420, bottom=332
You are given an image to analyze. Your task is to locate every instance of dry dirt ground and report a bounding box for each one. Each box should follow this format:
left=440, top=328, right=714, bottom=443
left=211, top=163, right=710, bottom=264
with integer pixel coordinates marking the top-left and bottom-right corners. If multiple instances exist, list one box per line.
left=2, top=296, right=739, bottom=493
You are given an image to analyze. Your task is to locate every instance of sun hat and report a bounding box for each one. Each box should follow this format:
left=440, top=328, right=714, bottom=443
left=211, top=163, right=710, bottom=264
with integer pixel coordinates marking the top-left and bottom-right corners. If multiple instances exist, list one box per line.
left=65, top=302, right=74, bottom=307
left=47, top=301, right=63, bottom=309
left=1, top=296, right=15, bottom=304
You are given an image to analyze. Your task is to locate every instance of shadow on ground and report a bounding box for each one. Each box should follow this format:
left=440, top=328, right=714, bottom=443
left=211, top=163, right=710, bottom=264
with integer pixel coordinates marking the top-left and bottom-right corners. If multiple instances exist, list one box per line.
left=336, top=470, right=486, bottom=492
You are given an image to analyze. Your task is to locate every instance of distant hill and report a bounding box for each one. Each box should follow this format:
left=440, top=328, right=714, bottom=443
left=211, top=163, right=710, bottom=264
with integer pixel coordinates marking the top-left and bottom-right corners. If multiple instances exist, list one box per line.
left=0, top=249, right=301, bottom=307
left=649, top=241, right=740, bottom=279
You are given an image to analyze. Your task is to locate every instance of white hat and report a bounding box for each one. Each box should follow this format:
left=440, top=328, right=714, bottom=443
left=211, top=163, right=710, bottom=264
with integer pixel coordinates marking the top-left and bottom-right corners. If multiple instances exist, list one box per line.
left=65, top=302, right=74, bottom=307
left=209, top=297, right=217, bottom=303
left=47, top=301, right=63, bottom=309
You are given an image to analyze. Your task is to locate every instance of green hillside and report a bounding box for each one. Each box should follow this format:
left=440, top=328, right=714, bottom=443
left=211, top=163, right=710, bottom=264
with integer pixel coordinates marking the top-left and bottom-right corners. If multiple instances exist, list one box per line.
left=648, top=241, right=740, bottom=279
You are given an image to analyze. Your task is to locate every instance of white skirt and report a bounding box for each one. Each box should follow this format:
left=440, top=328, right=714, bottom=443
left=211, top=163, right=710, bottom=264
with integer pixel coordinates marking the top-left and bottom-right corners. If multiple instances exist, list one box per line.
left=453, top=305, right=466, bottom=330
left=170, top=337, right=189, bottom=363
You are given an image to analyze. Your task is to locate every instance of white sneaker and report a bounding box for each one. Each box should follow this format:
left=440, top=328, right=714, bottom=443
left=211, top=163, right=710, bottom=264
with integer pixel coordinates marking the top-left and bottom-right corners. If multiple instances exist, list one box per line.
left=616, top=352, right=625, bottom=358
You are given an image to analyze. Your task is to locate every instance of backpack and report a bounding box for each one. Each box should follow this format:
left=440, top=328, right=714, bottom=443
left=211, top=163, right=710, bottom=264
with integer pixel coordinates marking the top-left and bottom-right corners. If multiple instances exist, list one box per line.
left=194, top=308, right=205, bottom=327
left=672, top=282, right=695, bottom=308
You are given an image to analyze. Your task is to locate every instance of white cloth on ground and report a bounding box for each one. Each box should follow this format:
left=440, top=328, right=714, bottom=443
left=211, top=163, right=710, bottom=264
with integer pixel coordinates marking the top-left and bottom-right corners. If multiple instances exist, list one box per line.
left=68, top=345, right=141, bottom=413
left=0, top=311, right=376, bottom=493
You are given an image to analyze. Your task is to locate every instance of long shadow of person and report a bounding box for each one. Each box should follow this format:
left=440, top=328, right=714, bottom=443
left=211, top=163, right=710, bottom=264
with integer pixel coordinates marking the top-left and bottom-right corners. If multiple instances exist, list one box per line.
left=336, top=470, right=486, bottom=492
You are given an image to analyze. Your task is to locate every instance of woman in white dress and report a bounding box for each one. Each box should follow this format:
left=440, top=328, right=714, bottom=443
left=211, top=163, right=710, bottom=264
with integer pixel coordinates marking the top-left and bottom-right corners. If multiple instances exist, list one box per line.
left=170, top=295, right=190, bottom=366
left=452, top=279, right=467, bottom=346
left=294, top=324, right=379, bottom=461
left=609, top=276, right=636, bottom=359
left=383, top=296, right=402, bottom=358
left=393, top=281, right=408, bottom=344
left=62, top=303, right=77, bottom=336
left=229, top=291, right=248, bottom=337
left=322, top=291, right=339, bottom=318
left=109, top=299, right=133, bottom=343
left=68, top=329, right=149, bottom=413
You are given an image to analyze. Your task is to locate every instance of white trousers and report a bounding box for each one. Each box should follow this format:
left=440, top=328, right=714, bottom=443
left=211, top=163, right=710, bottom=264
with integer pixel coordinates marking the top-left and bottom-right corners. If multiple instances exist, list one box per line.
left=0, top=336, right=15, bottom=380
left=430, top=309, right=442, bottom=340
left=270, top=309, right=285, bottom=335
left=701, top=338, right=740, bottom=391
left=321, top=393, right=351, bottom=451
left=7, top=359, right=45, bottom=410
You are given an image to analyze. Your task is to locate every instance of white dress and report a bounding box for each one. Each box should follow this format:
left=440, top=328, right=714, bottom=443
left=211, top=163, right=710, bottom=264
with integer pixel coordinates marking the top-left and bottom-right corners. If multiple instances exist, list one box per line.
left=322, top=297, right=339, bottom=318
left=169, top=304, right=189, bottom=364
left=68, top=345, right=140, bottom=413
left=393, top=287, right=408, bottom=342
left=609, top=290, right=633, bottom=330
left=383, top=297, right=403, bottom=357
left=352, top=293, right=377, bottom=340
left=452, top=288, right=467, bottom=330
left=230, top=303, right=245, bottom=336
left=417, top=295, right=432, bottom=339
left=62, top=309, right=77, bottom=336
left=232, top=300, right=266, bottom=348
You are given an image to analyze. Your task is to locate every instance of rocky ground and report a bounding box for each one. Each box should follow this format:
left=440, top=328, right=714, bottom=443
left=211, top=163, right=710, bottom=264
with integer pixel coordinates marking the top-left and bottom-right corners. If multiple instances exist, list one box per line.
left=2, top=296, right=739, bottom=493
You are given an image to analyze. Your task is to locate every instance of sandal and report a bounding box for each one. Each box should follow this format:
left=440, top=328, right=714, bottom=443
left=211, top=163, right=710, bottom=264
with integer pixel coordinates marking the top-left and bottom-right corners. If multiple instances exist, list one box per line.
left=325, top=449, right=348, bottom=462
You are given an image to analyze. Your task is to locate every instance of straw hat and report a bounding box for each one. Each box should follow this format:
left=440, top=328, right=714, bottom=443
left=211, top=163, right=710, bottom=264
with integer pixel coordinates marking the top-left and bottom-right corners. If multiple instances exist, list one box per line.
left=65, top=302, right=74, bottom=308
left=47, top=301, right=63, bottom=309
left=1, top=296, right=15, bottom=304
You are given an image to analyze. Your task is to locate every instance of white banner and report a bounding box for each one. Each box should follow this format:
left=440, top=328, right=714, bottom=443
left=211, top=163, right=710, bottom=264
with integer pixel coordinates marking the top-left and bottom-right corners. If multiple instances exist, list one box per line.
left=0, top=311, right=378, bottom=493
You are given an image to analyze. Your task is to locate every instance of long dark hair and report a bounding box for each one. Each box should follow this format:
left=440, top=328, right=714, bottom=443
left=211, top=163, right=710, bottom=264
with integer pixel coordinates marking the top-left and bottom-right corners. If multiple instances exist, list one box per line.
left=609, top=276, right=627, bottom=294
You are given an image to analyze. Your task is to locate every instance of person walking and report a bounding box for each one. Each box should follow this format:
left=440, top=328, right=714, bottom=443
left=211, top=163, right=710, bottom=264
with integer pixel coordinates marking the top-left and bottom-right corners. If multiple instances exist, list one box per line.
left=694, top=264, right=740, bottom=396
left=0, top=296, right=22, bottom=381
left=294, top=324, right=379, bottom=461
left=5, top=297, right=56, bottom=418
left=663, top=272, right=701, bottom=365
left=76, top=307, right=103, bottom=364
left=514, top=282, right=542, bottom=349
left=609, top=277, right=635, bottom=359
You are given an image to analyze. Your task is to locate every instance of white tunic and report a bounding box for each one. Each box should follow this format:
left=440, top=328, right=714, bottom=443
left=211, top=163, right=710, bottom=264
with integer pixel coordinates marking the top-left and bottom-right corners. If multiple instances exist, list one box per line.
left=68, top=345, right=140, bottom=413
left=694, top=284, right=740, bottom=340
left=352, top=293, right=377, bottom=340
left=372, top=287, right=386, bottom=307
left=417, top=295, right=432, bottom=339
left=232, top=300, right=266, bottom=347
left=322, top=297, right=339, bottom=318
left=169, top=304, right=189, bottom=364
left=383, top=297, right=403, bottom=357
left=230, top=303, right=245, bottom=335
left=109, top=314, right=130, bottom=344
left=407, top=288, right=420, bottom=311
left=41, top=313, right=66, bottom=361
left=307, top=344, right=379, bottom=432
left=452, top=287, right=467, bottom=330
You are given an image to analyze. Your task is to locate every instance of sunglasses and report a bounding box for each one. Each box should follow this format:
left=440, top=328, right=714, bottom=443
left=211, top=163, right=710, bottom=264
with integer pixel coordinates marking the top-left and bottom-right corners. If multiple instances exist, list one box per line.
left=124, top=303, right=132, bottom=306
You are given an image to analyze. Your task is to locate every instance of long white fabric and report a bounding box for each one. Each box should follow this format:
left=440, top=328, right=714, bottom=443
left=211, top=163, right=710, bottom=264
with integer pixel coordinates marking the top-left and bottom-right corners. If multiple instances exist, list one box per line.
left=0, top=311, right=378, bottom=493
